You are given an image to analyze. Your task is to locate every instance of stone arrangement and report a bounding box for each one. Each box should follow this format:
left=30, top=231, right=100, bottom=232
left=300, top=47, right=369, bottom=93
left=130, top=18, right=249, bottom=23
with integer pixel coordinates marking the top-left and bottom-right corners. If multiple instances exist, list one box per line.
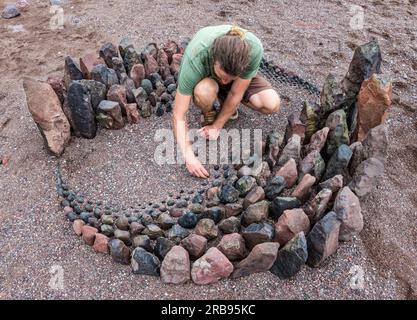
left=52, top=39, right=392, bottom=285
left=23, top=37, right=188, bottom=156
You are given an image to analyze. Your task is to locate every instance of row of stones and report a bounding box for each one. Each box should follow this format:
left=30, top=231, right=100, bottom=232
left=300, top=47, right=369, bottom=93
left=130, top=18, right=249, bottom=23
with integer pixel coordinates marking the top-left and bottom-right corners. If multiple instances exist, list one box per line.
left=58, top=39, right=389, bottom=284
left=22, top=38, right=188, bottom=156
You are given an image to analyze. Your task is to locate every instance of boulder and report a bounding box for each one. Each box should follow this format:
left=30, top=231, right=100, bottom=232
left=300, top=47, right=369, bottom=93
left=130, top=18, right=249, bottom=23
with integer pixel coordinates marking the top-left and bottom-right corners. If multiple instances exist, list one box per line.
left=180, top=234, right=207, bottom=260
left=63, top=56, right=83, bottom=88
left=166, top=224, right=191, bottom=244
left=194, top=219, right=218, bottom=240
left=291, top=174, right=316, bottom=202
left=298, top=150, right=325, bottom=182
left=264, top=176, right=286, bottom=200
left=322, top=144, right=352, bottom=181
left=218, top=216, right=241, bottom=234
left=277, top=134, right=301, bottom=166
left=154, top=237, right=175, bottom=260
left=333, top=187, right=363, bottom=241
left=93, top=233, right=109, bottom=254
left=304, top=127, right=329, bottom=156
left=325, top=109, right=350, bottom=158
left=219, top=184, right=240, bottom=204
left=160, top=246, right=190, bottom=284
left=23, top=78, right=71, bottom=155
left=80, top=53, right=105, bottom=79
left=241, top=222, right=275, bottom=249
left=274, top=209, right=310, bottom=246
left=97, top=100, right=124, bottom=129
left=243, top=186, right=265, bottom=209
left=235, top=175, right=257, bottom=197
left=131, top=247, right=160, bottom=276
left=191, top=247, right=233, bottom=285
left=348, top=157, right=384, bottom=198
left=356, top=74, right=392, bottom=141
left=107, top=84, right=128, bottom=114
left=217, top=233, right=246, bottom=261
left=90, top=64, right=118, bottom=90
left=130, top=64, right=145, bottom=88
left=269, top=197, right=301, bottom=220
left=300, top=101, right=318, bottom=144
left=303, top=188, right=333, bottom=222
left=362, top=124, right=388, bottom=163
left=109, top=239, right=130, bottom=265
left=270, top=232, right=307, bottom=279
left=275, top=158, right=297, bottom=188
left=306, top=212, right=341, bottom=267
left=232, top=242, right=280, bottom=279
left=242, top=200, right=269, bottom=226
left=99, top=42, right=119, bottom=68
left=319, top=175, right=344, bottom=194
left=132, top=235, right=153, bottom=252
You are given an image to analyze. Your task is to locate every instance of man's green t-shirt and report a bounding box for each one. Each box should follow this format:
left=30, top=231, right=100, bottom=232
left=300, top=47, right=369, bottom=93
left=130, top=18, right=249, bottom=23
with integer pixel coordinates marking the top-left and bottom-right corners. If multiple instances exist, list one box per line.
left=177, top=25, right=263, bottom=96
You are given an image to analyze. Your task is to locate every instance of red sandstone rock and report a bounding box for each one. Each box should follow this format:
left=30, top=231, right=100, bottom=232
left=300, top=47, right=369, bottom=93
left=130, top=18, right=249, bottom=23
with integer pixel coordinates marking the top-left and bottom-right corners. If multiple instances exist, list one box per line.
left=160, top=246, right=190, bottom=284
left=81, top=225, right=98, bottom=246
left=191, top=247, right=234, bottom=285
left=23, top=78, right=71, bottom=156
left=144, top=53, right=159, bottom=77
left=217, top=233, right=246, bottom=261
left=93, top=233, right=109, bottom=254
left=304, top=127, right=329, bottom=156
left=170, top=53, right=183, bottom=75
left=73, top=219, right=85, bottom=236
left=243, top=186, right=265, bottom=209
left=275, top=209, right=310, bottom=246
left=130, top=64, right=145, bottom=88
left=275, top=158, right=298, bottom=188
left=291, top=174, right=316, bottom=201
left=181, top=234, right=207, bottom=260
left=356, top=74, right=392, bottom=141
left=107, top=84, right=128, bottom=114
left=231, top=242, right=280, bottom=279
left=333, top=187, right=363, bottom=241
left=125, top=103, right=140, bottom=124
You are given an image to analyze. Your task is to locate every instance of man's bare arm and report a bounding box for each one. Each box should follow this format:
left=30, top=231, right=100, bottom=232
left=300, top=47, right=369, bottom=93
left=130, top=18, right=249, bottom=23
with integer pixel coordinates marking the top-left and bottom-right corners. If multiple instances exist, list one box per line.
left=173, top=91, right=209, bottom=178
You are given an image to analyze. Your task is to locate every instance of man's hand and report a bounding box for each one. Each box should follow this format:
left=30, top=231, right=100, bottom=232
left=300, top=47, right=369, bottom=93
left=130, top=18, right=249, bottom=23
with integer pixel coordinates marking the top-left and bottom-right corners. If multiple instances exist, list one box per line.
left=198, top=125, right=221, bottom=140
left=185, top=152, right=209, bottom=178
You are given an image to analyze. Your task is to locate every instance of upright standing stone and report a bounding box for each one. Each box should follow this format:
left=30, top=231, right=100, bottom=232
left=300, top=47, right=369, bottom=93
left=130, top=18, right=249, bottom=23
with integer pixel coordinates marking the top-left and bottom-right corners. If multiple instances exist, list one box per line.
left=80, top=53, right=105, bottom=79
left=284, top=113, right=306, bottom=144
left=278, top=134, right=301, bottom=166
left=274, top=209, right=310, bottom=246
left=99, top=42, right=119, bottom=68
left=355, top=74, right=392, bottom=141
left=325, top=109, right=350, bottom=158
left=333, top=187, right=363, bottom=241
left=348, top=157, right=384, bottom=198
left=306, top=212, right=341, bottom=267
left=342, top=40, right=382, bottom=103
left=270, top=232, right=308, bottom=279
left=362, top=124, right=388, bottom=163
left=23, top=78, right=71, bottom=156
left=300, top=101, right=318, bottom=144
left=322, top=144, right=353, bottom=181
left=67, top=81, right=97, bottom=138
left=63, top=56, right=83, bottom=88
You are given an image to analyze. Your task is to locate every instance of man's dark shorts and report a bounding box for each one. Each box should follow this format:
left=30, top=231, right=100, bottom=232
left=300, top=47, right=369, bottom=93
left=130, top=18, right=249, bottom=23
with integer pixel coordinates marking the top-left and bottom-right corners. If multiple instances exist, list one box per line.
left=217, top=73, right=273, bottom=104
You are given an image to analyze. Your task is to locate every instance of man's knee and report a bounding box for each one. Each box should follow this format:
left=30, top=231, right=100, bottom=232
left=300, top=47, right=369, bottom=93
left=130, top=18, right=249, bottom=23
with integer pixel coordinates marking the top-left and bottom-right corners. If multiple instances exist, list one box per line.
left=193, top=78, right=219, bottom=110
left=264, top=94, right=280, bottom=114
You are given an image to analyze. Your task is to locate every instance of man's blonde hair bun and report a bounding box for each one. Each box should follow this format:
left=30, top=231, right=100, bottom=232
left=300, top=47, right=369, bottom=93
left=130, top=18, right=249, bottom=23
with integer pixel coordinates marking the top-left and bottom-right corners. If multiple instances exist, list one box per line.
left=227, top=25, right=246, bottom=40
